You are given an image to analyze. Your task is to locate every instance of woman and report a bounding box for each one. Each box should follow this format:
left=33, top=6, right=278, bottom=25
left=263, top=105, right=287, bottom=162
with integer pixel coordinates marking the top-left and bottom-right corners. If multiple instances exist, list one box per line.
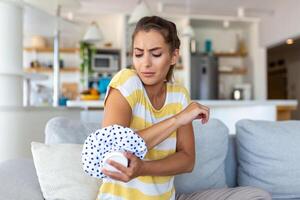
left=99, top=16, right=271, bottom=200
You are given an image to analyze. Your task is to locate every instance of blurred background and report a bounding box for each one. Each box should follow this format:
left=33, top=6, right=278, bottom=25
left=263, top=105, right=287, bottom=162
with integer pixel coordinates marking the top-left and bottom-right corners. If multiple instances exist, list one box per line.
left=0, top=0, right=299, bottom=161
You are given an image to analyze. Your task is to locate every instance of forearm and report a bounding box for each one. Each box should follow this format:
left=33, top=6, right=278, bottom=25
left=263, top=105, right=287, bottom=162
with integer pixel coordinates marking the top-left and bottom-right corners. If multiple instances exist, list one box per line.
left=140, top=151, right=195, bottom=176
left=137, top=115, right=180, bottom=150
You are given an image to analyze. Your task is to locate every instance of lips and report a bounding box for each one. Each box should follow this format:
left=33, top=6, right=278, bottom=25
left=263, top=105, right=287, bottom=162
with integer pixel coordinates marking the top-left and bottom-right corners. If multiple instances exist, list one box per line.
left=141, top=72, right=155, bottom=77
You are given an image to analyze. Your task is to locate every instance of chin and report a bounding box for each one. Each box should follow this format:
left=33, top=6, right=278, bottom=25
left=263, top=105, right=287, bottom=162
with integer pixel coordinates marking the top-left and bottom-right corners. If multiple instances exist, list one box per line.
left=140, top=78, right=157, bottom=86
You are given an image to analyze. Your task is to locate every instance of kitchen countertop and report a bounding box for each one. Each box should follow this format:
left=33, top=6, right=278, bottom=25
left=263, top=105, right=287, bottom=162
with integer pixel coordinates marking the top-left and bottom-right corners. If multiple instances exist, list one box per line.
left=197, top=100, right=298, bottom=107
left=66, top=99, right=298, bottom=109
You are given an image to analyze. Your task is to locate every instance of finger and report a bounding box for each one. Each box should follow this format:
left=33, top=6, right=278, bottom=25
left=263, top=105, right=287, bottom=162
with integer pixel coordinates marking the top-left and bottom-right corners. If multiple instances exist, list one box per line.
left=106, top=160, right=135, bottom=179
left=102, top=168, right=128, bottom=182
left=204, top=109, right=209, bottom=119
left=108, top=159, right=128, bottom=173
left=125, top=152, right=138, bottom=166
left=207, top=109, right=210, bottom=122
left=124, top=152, right=139, bottom=168
left=199, top=110, right=208, bottom=119
left=204, top=112, right=209, bottom=123
left=124, top=152, right=135, bottom=159
left=198, top=111, right=209, bottom=123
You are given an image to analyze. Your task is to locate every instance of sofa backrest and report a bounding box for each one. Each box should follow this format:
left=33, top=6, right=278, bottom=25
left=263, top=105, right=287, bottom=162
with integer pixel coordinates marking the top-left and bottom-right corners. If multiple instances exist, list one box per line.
left=45, top=117, right=237, bottom=192
left=45, top=117, right=100, bottom=144
left=174, top=119, right=232, bottom=193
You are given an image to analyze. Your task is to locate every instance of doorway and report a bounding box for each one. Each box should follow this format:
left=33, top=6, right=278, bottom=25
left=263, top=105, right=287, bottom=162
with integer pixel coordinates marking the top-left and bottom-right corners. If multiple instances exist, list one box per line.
left=267, top=39, right=300, bottom=119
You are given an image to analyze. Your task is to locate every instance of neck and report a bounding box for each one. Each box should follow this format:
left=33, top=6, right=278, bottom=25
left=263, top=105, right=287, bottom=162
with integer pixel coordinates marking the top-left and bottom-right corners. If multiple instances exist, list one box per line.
left=144, top=81, right=166, bottom=100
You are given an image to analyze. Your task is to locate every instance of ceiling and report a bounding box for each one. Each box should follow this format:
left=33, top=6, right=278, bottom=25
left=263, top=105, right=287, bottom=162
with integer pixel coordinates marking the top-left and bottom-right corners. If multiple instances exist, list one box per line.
left=25, top=0, right=277, bottom=20
left=78, top=0, right=275, bottom=16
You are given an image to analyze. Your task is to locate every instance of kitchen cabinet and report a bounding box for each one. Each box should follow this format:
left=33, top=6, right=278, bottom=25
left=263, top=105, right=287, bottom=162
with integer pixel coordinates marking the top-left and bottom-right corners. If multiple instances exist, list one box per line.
left=23, top=47, right=81, bottom=105
left=214, top=52, right=248, bottom=75
left=23, top=47, right=80, bottom=70
left=24, top=67, right=80, bottom=73
left=23, top=47, right=79, bottom=53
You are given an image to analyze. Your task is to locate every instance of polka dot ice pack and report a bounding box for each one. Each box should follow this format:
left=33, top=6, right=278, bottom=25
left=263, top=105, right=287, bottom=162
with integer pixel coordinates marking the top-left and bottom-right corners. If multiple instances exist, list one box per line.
left=81, top=124, right=148, bottom=179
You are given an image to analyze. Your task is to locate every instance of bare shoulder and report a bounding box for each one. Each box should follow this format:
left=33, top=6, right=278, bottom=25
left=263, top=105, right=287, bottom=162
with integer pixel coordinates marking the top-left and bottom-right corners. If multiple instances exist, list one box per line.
left=102, top=88, right=132, bottom=127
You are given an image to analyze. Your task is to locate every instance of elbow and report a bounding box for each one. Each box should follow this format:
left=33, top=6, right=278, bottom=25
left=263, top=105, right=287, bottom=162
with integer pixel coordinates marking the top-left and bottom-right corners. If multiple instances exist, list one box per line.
left=179, top=150, right=195, bottom=173
left=186, top=162, right=195, bottom=173
left=185, top=156, right=195, bottom=173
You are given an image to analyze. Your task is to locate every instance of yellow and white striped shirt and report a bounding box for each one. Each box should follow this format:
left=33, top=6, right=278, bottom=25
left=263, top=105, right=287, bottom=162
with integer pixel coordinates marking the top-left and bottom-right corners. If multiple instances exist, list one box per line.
left=98, top=68, right=190, bottom=200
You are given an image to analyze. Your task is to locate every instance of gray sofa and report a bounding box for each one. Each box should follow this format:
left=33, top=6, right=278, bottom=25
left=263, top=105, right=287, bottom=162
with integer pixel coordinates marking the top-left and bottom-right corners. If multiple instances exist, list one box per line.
left=1, top=117, right=300, bottom=200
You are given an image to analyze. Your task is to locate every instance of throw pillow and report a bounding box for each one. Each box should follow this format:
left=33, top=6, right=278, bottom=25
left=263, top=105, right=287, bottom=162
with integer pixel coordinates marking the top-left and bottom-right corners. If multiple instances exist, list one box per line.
left=236, top=119, right=300, bottom=199
left=31, top=142, right=102, bottom=200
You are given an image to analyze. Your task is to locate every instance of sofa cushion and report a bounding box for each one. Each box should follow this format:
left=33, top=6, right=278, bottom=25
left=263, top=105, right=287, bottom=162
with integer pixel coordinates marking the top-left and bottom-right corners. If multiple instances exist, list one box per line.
left=0, top=159, right=43, bottom=200
left=45, top=117, right=100, bottom=144
left=236, top=119, right=300, bottom=199
left=31, top=142, right=102, bottom=200
left=174, top=119, right=229, bottom=194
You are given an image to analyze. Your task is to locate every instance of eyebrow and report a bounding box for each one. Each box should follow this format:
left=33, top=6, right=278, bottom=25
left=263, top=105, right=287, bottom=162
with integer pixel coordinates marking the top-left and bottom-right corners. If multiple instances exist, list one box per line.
left=134, top=47, right=162, bottom=52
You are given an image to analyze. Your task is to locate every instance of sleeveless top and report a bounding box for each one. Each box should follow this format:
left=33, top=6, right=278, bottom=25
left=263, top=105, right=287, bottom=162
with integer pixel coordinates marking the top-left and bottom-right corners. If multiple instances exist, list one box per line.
left=98, top=68, right=190, bottom=200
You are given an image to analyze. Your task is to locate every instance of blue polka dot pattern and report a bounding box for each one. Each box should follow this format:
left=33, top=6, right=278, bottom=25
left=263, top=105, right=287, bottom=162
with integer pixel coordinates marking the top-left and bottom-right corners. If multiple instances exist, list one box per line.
left=81, top=124, right=147, bottom=179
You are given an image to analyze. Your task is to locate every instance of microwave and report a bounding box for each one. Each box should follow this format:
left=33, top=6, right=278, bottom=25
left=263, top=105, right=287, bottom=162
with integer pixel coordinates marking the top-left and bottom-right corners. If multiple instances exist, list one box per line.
left=91, top=52, right=119, bottom=73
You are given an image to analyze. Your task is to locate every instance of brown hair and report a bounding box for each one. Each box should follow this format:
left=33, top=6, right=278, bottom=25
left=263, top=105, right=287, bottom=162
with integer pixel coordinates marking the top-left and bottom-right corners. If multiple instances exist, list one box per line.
left=132, top=16, right=181, bottom=82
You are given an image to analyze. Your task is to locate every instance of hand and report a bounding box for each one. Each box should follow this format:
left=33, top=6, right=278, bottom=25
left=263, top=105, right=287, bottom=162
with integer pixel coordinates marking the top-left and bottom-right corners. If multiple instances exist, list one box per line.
left=102, top=152, right=144, bottom=182
left=175, top=102, right=210, bottom=126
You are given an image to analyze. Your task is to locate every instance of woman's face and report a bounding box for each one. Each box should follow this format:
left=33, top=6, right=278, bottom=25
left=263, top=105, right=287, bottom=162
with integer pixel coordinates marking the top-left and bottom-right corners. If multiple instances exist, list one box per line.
left=132, top=30, right=178, bottom=86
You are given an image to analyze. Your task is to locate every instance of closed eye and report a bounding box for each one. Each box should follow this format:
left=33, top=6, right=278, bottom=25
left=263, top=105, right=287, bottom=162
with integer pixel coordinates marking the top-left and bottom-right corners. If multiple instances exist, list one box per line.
left=152, top=53, right=162, bottom=57
left=135, top=54, right=143, bottom=57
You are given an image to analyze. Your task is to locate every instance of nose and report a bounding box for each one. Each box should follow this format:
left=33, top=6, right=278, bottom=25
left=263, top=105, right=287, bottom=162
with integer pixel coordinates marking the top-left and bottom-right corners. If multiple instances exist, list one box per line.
left=142, top=52, right=151, bottom=68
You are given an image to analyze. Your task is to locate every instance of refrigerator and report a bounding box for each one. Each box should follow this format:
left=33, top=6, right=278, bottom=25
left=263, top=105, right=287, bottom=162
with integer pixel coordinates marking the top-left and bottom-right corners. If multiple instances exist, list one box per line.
left=190, top=54, right=219, bottom=100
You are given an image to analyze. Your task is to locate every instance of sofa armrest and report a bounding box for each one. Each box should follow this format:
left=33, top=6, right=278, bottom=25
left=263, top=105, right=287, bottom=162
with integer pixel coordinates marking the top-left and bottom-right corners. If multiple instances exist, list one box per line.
left=0, top=159, right=44, bottom=200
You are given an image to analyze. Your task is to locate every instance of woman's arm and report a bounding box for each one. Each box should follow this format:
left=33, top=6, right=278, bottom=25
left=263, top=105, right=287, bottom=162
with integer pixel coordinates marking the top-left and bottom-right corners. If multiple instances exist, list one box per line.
left=103, top=123, right=195, bottom=182
left=103, top=88, right=208, bottom=150
left=142, top=122, right=195, bottom=175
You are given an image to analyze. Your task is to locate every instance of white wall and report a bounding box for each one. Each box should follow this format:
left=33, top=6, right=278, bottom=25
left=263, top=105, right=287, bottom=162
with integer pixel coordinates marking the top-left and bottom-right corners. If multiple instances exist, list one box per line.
left=0, top=1, right=24, bottom=107
left=0, top=107, right=81, bottom=162
left=23, top=6, right=85, bottom=48
left=260, top=0, right=300, bottom=47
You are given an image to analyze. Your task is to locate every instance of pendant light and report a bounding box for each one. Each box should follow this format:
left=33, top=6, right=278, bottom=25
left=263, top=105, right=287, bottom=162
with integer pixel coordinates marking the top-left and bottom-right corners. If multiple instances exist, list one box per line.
left=182, top=24, right=195, bottom=37
left=128, top=0, right=151, bottom=24
left=83, top=21, right=103, bottom=44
